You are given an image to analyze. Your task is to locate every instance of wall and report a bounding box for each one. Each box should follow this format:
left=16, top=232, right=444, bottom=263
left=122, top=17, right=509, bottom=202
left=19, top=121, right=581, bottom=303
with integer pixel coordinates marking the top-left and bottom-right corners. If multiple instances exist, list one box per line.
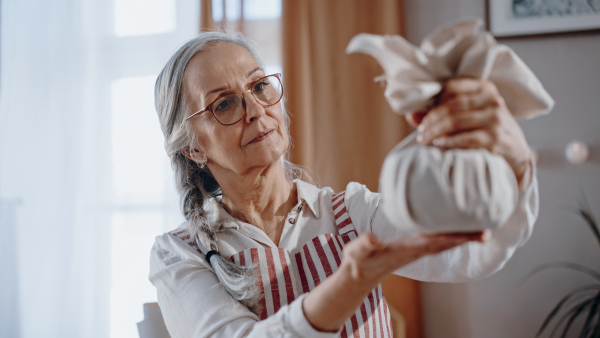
left=403, top=1, right=600, bottom=337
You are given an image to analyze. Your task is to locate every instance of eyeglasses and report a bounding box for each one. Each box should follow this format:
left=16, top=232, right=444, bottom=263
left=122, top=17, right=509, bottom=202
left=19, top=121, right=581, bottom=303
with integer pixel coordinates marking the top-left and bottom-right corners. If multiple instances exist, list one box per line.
left=185, top=73, right=283, bottom=126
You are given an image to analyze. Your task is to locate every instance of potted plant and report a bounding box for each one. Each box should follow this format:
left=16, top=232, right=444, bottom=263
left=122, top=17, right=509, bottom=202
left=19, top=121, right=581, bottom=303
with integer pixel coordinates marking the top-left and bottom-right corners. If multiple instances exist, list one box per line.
left=521, top=197, right=600, bottom=338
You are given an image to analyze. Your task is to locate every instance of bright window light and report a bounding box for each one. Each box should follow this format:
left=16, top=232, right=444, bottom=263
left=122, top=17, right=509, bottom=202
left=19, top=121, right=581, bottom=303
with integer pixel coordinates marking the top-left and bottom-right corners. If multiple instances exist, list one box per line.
left=265, top=64, right=282, bottom=77
left=111, top=75, right=169, bottom=206
left=212, top=0, right=281, bottom=22
left=114, top=0, right=177, bottom=37
left=110, top=75, right=183, bottom=338
left=110, top=210, right=166, bottom=338
left=212, top=0, right=224, bottom=22
left=244, top=0, right=281, bottom=20
left=213, top=0, right=242, bottom=22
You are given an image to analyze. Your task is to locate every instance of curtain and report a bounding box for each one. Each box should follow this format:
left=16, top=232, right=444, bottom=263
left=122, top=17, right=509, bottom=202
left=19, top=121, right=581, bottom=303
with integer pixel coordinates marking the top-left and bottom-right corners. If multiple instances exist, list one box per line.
left=0, top=1, right=197, bottom=337
left=201, top=0, right=216, bottom=31
left=0, top=3, right=112, bottom=336
left=281, top=1, right=422, bottom=337
left=282, top=0, right=412, bottom=192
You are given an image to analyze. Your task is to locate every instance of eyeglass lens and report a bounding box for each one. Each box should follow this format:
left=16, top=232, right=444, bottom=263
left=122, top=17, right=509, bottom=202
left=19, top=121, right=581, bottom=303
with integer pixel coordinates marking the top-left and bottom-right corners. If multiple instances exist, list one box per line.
left=210, top=75, right=283, bottom=125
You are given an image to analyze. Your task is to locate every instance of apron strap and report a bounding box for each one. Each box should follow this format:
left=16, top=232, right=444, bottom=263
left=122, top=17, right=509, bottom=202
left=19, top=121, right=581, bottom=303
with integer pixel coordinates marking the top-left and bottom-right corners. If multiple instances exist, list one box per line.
left=168, top=228, right=203, bottom=255
left=332, top=191, right=359, bottom=244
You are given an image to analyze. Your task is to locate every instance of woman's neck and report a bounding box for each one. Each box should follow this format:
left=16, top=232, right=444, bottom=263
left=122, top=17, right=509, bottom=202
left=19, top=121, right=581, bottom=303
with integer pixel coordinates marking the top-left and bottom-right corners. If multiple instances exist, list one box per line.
left=213, top=160, right=297, bottom=232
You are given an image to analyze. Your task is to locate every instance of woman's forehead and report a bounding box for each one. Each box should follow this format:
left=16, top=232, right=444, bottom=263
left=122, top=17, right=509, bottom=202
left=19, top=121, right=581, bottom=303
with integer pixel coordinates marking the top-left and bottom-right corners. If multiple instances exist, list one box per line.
left=183, top=42, right=261, bottom=94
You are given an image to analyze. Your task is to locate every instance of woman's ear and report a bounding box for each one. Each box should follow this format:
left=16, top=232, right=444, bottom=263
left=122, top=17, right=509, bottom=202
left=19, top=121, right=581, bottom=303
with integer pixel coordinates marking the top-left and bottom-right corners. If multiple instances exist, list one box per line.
left=182, top=148, right=207, bottom=164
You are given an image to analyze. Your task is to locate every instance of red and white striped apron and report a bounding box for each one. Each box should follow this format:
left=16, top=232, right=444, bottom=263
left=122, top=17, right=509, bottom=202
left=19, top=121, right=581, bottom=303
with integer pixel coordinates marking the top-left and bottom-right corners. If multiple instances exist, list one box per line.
left=170, top=191, right=393, bottom=338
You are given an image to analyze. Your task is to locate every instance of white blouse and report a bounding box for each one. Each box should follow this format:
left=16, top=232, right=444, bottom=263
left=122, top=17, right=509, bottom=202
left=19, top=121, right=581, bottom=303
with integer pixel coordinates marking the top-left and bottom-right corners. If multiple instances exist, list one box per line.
left=149, top=165, right=538, bottom=337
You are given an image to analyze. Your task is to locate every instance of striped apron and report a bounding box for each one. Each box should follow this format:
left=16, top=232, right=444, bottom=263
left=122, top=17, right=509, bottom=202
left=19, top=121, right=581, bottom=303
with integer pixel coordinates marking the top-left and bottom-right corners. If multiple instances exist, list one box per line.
left=170, top=191, right=393, bottom=338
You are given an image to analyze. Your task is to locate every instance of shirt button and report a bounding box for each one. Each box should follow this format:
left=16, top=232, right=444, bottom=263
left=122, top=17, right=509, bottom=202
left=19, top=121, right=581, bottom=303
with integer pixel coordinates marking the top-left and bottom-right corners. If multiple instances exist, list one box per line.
left=289, top=218, right=296, bottom=224
left=297, top=204, right=303, bottom=210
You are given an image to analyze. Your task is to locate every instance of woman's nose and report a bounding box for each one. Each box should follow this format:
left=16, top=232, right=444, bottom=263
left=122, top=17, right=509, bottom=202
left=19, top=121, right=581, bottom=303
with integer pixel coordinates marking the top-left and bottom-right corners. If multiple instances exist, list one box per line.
left=243, top=93, right=266, bottom=123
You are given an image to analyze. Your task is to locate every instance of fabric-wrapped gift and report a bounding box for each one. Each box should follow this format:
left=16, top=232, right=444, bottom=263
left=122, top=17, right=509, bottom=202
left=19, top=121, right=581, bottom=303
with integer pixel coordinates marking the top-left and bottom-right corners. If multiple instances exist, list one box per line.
left=346, top=19, right=553, bottom=233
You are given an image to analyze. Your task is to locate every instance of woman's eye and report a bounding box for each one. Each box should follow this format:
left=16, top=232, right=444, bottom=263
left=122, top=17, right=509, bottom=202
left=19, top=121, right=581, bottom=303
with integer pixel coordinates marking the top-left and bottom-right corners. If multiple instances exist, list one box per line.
left=253, top=81, right=269, bottom=93
left=215, top=100, right=230, bottom=111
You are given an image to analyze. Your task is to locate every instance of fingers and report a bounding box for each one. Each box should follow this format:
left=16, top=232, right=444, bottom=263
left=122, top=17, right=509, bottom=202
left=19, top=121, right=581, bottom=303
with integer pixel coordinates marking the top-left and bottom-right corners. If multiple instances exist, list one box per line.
left=384, top=230, right=491, bottom=262
left=415, top=78, right=533, bottom=186
left=344, top=233, right=383, bottom=260
left=340, top=231, right=492, bottom=283
left=429, top=129, right=494, bottom=149
left=418, top=108, right=495, bottom=145
left=438, top=80, right=503, bottom=116
left=387, top=232, right=474, bottom=253
left=424, top=230, right=490, bottom=243
left=416, top=82, right=502, bottom=145
left=445, top=91, right=500, bottom=112
left=443, top=78, right=483, bottom=96
left=405, top=110, right=428, bottom=128
left=416, top=234, right=475, bottom=254
left=440, top=78, right=500, bottom=102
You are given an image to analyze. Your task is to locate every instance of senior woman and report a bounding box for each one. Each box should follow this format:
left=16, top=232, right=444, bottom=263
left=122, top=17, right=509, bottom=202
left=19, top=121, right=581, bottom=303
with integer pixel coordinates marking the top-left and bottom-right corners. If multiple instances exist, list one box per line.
left=150, top=31, right=537, bottom=338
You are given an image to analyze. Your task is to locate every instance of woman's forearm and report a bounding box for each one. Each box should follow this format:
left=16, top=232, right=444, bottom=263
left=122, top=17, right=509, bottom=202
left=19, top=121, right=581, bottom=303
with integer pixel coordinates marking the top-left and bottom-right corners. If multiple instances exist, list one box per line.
left=301, top=231, right=487, bottom=332
left=301, top=262, right=377, bottom=333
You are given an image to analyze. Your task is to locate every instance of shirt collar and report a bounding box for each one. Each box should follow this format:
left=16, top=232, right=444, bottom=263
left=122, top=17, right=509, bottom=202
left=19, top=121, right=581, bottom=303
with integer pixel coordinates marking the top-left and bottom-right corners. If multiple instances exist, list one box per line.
left=294, top=179, right=322, bottom=218
left=206, top=198, right=239, bottom=229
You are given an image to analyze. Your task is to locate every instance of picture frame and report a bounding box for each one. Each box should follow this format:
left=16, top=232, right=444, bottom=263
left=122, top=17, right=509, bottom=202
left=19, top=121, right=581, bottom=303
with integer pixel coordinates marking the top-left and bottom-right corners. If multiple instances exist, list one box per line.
left=488, top=0, right=600, bottom=37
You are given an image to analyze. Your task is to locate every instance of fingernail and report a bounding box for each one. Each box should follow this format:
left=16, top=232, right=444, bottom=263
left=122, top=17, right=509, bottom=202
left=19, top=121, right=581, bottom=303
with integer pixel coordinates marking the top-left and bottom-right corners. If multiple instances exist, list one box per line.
left=418, top=124, right=425, bottom=132
left=432, top=138, right=441, bottom=146
left=416, top=134, right=424, bottom=143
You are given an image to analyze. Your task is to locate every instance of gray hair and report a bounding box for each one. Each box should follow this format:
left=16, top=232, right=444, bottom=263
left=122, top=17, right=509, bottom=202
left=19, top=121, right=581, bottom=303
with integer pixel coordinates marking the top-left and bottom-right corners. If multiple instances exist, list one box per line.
left=154, top=31, right=306, bottom=315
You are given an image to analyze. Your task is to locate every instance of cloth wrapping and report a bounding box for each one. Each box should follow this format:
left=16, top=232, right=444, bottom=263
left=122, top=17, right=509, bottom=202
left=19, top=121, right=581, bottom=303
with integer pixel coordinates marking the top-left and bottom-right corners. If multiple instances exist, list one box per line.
left=346, top=19, right=554, bottom=117
left=346, top=19, right=551, bottom=233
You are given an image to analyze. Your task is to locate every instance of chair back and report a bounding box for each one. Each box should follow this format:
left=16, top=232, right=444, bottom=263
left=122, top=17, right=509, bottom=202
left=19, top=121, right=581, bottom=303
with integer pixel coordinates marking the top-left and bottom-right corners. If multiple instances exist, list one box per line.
left=137, top=302, right=171, bottom=338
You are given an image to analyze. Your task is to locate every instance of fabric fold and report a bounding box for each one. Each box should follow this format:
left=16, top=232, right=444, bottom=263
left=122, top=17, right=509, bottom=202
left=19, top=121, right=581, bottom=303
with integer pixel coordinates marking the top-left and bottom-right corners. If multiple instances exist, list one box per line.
left=346, top=19, right=554, bottom=118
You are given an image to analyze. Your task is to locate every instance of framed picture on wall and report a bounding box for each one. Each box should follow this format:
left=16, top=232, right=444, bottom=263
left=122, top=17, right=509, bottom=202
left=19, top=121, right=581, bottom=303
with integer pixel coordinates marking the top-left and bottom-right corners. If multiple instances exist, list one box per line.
left=488, top=0, right=600, bottom=37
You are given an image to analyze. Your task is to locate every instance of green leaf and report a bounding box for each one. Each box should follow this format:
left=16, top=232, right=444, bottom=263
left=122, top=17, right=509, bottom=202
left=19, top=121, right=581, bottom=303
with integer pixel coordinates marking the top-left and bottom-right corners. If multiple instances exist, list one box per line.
left=576, top=193, right=600, bottom=249
left=592, top=319, right=600, bottom=338
left=520, top=262, right=600, bottom=285
left=579, top=208, right=600, bottom=250
left=549, top=298, right=593, bottom=338
left=580, top=289, right=600, bottom=338
left=560, top=299, right=593, bottom=338
left=536, top=285, right=600, bottom=337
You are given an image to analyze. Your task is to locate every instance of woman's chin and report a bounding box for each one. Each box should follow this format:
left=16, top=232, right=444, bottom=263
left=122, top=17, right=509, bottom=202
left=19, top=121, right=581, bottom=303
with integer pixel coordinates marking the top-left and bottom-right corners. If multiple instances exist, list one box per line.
left=255, top=150, right=286, bottom=166
left=246, top=145, right=286, bottom=168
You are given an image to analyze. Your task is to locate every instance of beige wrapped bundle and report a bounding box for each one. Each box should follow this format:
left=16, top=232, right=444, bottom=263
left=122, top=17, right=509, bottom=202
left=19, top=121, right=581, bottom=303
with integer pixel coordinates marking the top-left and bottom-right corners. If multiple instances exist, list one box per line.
left=346, top=19, right=554, bottom=233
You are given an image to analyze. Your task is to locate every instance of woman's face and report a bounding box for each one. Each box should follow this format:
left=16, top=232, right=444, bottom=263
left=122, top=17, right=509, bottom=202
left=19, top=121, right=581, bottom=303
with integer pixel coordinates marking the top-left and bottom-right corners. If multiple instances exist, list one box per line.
left=182, top=42, right=288, bottom=177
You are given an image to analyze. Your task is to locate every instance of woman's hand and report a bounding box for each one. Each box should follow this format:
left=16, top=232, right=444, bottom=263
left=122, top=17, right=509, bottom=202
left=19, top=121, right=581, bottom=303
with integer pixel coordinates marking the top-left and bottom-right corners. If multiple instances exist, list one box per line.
left=341, top=231, right=487, bottom=289
left=406, top=78, right=533, bottom=190
left=303, top=231, right=486, bottom=332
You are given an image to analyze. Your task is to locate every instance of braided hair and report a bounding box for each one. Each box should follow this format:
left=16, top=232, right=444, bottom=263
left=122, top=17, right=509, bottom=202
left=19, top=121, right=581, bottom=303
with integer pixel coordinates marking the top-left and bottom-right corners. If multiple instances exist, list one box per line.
left=154, top=32, right=268, bottom=313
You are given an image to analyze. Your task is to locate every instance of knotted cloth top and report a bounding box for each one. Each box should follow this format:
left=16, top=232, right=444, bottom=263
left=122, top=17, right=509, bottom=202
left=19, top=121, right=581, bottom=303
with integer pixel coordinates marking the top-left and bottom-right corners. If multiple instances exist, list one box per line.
left=346, top=19, right=554, bottom=119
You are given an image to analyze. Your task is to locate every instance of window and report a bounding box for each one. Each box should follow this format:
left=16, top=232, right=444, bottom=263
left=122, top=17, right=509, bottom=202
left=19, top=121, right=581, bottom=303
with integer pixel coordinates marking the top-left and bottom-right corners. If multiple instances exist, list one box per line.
left=212, top=0, right=283, bottom=75
left=107, top=1, right=282, bottom=337
left=110, top=75, right=184, bottom=338
left=114, top=0, right=177, bottom=36
left=107, top=1, right=196, bottom=337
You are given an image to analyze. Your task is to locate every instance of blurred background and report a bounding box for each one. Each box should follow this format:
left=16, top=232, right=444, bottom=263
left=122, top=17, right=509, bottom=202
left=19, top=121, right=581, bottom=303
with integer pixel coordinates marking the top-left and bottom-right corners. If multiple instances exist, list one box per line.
left=1, top=0, right=599, bottom=337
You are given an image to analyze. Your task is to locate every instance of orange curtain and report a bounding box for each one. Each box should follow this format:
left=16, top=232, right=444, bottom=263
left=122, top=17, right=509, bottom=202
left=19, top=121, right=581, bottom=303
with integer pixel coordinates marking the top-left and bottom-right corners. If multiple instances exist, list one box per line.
left=281, top=1, right=422, bottom=337
left=200, top=0, right=215, bottom=31
left=281, top=0, right=412, bottom=192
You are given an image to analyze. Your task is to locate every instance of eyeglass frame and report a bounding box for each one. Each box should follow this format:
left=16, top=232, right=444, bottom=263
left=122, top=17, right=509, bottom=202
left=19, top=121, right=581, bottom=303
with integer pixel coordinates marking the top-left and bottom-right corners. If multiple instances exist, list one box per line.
left=184, top=73, right=283, bottom=126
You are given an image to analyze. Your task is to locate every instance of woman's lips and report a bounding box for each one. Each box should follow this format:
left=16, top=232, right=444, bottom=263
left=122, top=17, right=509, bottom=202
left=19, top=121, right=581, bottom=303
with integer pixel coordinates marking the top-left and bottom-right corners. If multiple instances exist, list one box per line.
left=248, top=129, right=274, bottom=144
